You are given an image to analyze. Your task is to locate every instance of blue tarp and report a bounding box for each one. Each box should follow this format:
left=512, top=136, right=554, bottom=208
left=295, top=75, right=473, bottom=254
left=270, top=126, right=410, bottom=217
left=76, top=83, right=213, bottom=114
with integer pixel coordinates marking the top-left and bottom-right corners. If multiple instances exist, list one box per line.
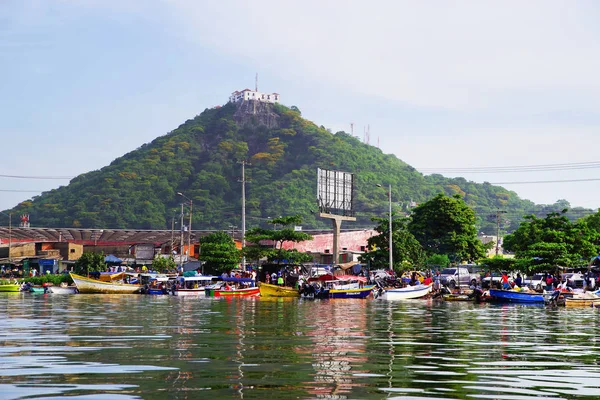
left=105, top=254, right=122, bottom=263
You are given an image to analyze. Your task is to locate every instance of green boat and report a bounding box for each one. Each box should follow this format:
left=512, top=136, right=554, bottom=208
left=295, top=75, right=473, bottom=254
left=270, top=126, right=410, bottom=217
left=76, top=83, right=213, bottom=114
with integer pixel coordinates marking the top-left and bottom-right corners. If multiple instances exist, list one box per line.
left=0, top=283, right=22, bottom=292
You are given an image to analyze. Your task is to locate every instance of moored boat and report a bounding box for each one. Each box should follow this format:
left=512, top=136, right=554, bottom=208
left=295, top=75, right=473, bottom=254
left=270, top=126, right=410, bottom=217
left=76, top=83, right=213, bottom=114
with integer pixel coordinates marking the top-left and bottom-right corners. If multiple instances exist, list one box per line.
left=259, top=282, right=299, bottom=298
left=0, top=282, right=22, bottom=292
left=173, top=275, right=218, bottom=296
left=305, top=275, right=373, bottom=299
left=381, top=283, right=433, bottom=300
left=70, top=272, right=142, bottom=294
left=487, top=289, right=545, bottom=304
left=205, top=277, right=259, bottom=297
left=48, top=286, right=78, bottom=294
left=565, top=293, right=600, bottom=307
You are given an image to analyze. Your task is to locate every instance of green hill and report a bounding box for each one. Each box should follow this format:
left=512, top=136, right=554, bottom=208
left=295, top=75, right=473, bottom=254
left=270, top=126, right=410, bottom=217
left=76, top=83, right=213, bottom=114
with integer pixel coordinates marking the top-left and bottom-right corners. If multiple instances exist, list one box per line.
left=5, top=101, right=593, bottom=233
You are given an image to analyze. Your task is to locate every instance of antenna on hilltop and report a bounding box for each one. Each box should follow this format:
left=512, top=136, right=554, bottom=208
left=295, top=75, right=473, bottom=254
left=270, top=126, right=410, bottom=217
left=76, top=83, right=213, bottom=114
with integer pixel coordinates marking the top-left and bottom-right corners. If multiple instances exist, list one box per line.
left=363, top=125, right=370, bottom=145
left=350, top=123, right=354, bottom=136
left=255, top=73, right=258, bottom=92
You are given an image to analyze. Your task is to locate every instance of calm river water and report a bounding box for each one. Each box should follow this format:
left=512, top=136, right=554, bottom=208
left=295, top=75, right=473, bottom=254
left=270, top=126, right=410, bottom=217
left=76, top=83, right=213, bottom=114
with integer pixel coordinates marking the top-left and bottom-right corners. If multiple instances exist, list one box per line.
left=2, top=293, right=600, bottom=399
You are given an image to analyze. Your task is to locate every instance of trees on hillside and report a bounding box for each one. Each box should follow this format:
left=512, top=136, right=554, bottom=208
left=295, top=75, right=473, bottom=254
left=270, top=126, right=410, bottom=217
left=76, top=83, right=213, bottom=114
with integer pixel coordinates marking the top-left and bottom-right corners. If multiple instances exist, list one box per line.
left=245, top=215, right=313, bottom=264
left=408, top=194, right=487, bottom=263
left=503, top=211, right=600, bottom=273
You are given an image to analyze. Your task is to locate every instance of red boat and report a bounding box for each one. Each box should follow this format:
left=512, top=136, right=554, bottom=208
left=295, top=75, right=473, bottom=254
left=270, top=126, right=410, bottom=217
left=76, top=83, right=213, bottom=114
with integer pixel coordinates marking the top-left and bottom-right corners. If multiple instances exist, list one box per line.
left=204, top=278, right=259, bottom=297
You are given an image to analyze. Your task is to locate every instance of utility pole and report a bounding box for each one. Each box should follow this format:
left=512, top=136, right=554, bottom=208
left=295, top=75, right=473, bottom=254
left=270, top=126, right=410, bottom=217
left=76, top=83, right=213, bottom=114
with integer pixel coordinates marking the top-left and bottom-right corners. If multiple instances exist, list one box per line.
left=180, top=202, right=184, bottom=268
left=494, top=210, right=507, bottom=256
left=239, top=161, right=250, bottom=270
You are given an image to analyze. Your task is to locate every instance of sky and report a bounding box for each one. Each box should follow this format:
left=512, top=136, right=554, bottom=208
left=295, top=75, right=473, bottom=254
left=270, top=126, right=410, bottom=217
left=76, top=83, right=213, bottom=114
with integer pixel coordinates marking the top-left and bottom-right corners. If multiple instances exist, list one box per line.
left=2, top=0, right=600, bottom=225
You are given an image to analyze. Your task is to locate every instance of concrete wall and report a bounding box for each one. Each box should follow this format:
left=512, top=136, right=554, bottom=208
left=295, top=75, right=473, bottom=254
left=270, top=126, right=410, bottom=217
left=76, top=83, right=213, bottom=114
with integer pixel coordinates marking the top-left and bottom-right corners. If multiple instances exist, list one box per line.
left=281, top=230, right=376, bottom=252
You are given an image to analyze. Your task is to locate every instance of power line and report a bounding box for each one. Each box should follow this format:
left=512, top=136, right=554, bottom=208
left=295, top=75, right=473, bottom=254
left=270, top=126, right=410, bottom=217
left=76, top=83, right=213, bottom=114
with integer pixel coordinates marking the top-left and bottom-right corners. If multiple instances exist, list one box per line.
left=490, top=178, right=600, bottom=185
left=0, top=189, right=45, bottom=193
left=0, top=174, right=73, bottom=180
left=418, top=160, right=600, bottom=173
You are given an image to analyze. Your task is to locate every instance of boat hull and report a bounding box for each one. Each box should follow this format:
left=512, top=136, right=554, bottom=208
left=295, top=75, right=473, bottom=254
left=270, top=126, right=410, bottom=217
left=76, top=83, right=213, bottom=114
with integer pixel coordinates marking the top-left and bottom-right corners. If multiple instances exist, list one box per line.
left=174, top=288, right=206, bottom=296
left=70, top=273, right=141, bottom=294
left=382, top=284, right=433, bottom=300
left=48, top=286, right=78, bottom=294
left=488, top=289, right=545, bottom=303
left=259, top=283, right=299, bottom=297
left=315, top=286, right=374, bottom=299
left=566, top=297, right=600, bottom=307
left=205, top=287, right=260, bottom=297
left=0, top=284, right=21, bottom=292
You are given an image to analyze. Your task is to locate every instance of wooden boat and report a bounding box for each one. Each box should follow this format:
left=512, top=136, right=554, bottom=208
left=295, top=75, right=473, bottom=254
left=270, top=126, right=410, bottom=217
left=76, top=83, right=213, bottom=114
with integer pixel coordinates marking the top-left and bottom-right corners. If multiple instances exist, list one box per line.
left=259, top=282, right=299, bottom=297
left=70, top=272, right=142, bottom=294
left=565, top=294, right=600, bottom=307
left=205, top=286, right=260, bottom=297
left=487, top=289, right=545, bottom=304
left=48, top=286, right=78, bottom=294
left=205, top=277, right=259, bottom=297
left=381, top=283, right=433, bottom=300
left=0, top=283, right=22, bottom=292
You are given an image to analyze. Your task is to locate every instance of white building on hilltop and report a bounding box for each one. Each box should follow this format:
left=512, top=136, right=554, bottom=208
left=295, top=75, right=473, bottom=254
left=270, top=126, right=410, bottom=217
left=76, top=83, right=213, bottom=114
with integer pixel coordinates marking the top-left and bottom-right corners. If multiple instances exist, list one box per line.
left=229, top=89, right=280, bottom=104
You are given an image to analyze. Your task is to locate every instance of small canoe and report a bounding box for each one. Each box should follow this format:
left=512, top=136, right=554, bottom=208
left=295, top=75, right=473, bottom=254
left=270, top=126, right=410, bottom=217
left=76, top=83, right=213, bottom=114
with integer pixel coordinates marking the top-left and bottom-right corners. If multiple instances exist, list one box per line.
left=70, top=272, right=141, bottom=294
left=29, top=287, right=46, bottom=294
left=259, top=282, right=299, bottom=297
left=0, top=284, right=21, bottom=292
left=381, top=284, right=433, bottom=300
left=313, top=285, right=374, bottom=299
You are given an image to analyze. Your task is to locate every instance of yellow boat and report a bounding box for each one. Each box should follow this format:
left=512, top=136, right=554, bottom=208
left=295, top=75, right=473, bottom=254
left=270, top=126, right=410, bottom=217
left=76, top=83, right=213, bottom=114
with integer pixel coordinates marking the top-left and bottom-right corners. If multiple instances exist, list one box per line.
left=0, top=283, right=21, bottom=292
left=259, top=282, right=299, bottom=297
left=565, top=296, right=600, bottom=307
left=70, top=272, right=141, bottom=294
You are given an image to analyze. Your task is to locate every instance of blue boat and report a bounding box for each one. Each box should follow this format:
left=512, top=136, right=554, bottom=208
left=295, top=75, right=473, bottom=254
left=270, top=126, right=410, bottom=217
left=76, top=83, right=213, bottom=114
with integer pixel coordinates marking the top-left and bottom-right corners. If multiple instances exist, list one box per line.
left=488, top=289, right=545, bottom=304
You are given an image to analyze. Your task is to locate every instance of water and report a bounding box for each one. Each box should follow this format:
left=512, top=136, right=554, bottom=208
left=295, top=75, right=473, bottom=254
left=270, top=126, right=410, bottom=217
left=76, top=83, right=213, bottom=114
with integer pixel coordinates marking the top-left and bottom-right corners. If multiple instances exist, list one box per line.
left=2, top=294, right=600, bottom=399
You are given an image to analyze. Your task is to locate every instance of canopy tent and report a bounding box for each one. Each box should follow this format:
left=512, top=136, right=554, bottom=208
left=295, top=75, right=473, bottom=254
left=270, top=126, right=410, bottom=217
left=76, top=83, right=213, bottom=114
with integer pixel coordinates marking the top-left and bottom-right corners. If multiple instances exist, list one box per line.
left=104, top=254, right=122, bottom=264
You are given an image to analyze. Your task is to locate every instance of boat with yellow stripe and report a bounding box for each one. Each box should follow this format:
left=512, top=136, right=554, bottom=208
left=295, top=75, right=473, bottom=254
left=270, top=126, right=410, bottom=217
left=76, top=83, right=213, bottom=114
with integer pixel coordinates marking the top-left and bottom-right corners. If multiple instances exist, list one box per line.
left=259, top=282, right=299, bottom=297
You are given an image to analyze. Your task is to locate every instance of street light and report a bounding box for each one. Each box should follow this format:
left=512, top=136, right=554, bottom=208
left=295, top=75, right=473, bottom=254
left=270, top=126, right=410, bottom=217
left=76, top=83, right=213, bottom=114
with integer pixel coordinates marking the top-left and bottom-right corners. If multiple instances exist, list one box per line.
left=377, top=184, right=393, bottom=272
left=177, top=192, right=193, bottom=264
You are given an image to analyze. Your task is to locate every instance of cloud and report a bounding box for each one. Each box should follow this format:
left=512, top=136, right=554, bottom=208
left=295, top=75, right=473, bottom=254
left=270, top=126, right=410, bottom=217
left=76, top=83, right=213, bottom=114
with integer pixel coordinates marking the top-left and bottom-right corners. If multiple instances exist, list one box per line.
left=164, top=0, right=600, bottom=112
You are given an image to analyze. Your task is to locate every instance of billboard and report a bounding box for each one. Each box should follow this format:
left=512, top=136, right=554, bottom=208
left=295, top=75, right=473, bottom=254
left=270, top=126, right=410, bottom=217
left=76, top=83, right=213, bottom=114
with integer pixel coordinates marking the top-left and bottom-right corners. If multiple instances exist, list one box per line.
left=317, top=168, right=355, bottom=217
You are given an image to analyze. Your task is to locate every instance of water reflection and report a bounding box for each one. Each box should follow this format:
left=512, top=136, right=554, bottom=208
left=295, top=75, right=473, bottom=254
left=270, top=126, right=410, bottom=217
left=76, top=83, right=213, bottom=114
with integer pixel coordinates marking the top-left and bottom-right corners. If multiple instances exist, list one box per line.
left=2, top=294, right=600, bottom=399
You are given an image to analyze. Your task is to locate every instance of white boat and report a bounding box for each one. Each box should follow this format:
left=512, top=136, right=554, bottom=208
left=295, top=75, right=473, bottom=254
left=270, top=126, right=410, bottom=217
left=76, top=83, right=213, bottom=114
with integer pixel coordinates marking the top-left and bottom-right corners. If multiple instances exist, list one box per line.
left=70, top=272, right=142, bottom=294
left=380, top=283, right=433, bottom=300
left=173, top=275, right=217, bottom=296
left=48, top=286, right=78, bottom=294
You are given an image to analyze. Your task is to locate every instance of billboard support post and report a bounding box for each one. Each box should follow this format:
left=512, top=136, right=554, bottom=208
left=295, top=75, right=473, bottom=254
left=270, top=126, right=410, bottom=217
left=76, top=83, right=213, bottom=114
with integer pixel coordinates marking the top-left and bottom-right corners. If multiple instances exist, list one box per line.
left=317, top=168, right=356, bottom=266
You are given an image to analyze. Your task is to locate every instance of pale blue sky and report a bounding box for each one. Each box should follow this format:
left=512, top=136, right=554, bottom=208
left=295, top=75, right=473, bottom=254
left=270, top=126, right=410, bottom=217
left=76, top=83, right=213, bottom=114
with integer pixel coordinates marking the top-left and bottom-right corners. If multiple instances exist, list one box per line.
left=2, top=0, right=600, bottom=222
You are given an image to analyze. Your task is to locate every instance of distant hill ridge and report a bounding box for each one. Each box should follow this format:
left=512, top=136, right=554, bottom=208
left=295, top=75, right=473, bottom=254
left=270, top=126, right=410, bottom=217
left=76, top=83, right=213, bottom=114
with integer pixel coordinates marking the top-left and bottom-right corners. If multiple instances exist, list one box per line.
left=5, top=100, right=592, bottom=233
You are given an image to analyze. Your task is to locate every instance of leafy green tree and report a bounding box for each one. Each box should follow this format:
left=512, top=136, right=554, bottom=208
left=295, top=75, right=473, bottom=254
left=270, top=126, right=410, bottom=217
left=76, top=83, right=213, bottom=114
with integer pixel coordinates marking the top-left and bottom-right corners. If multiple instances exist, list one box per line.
left=152, top=255, right=177, bottom=273
left=408, top=194, right=486, bottom=262
left=503, top=211, right=599, bottom=273
left=477, top=255, right=516, bottom=272
left=245, top=215, right=313, bottom=264
left=73, top=252, right=105, bottom=275
left=426, top=254, right=450, bottom=269
left=360, top=215, right=425, bottom=273
left=198, top=231, right=241, bottom=274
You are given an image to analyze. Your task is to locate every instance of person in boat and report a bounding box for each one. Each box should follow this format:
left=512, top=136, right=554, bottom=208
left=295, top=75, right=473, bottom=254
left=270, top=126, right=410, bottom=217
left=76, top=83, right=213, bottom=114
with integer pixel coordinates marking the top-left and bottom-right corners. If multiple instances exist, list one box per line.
left=501, top=272, right=510, bottom=290
left=422, top=274, right=433, bottom=286
left=514, top=274, right=522, bottom=288
left=277, top=275, right=284, bottom=286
